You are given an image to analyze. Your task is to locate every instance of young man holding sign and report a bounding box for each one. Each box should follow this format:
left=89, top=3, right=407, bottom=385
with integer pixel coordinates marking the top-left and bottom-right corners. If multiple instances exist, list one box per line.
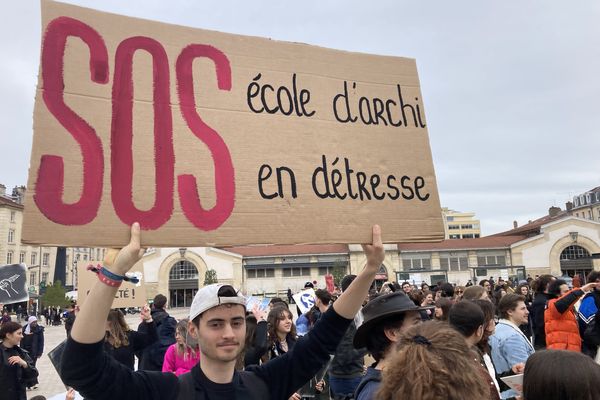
left=60, top=223, right=385, bottom=400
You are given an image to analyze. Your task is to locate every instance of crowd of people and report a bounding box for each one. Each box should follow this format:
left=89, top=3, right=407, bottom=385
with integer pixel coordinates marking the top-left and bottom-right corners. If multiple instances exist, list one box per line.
left=2, top=225, right=600, bottom=399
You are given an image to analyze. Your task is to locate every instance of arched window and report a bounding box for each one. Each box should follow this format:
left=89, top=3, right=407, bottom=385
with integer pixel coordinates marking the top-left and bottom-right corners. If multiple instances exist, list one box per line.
left=169, top=261, right=199, bottom=280
left=560, top=245, right=590, bottom=260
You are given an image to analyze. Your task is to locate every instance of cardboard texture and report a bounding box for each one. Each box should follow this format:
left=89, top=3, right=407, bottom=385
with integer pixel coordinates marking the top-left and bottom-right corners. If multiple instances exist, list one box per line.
left=23, top=0, right=444, bottom=247
left=77, top=261, right=147, bottom=307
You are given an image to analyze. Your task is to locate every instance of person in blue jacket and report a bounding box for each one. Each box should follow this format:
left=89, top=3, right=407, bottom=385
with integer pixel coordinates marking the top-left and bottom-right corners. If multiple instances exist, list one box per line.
left=578, top=270, right=600, bottom=357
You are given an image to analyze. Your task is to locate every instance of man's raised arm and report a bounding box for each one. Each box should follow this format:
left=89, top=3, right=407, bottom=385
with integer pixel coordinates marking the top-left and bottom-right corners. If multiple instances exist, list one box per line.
left=71, top=223, right=145, bottom=344
left=332, top=224, right=384, bottom=319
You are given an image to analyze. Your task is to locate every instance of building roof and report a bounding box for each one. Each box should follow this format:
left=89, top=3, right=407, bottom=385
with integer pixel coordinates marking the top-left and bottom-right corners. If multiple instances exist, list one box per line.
left=397, top=235, right=526, bottom=252
left=492, top=210, right=569, bottom=237
left=0, top=196, right=24, bottom=210
left=221, top=244, right=349, bottom=257
left=571, top=186, right=600, bottom=211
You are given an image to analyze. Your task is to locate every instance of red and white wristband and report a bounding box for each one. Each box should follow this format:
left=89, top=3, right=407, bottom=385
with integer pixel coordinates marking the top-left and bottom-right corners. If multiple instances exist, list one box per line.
left=87, top=264, right=139, bottom=287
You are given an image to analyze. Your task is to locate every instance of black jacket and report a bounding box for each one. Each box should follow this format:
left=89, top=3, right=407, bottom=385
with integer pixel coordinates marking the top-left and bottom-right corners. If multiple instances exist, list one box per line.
left=60, top=306, right=352, bottom=400
left=137, top=308, right=176, bottom=371
left=329, top=320, right=366, bottom=377
left=65, top=311, right=76, bottom=336
left=580, top=291, right=600, bottom=357
left=244, top=320, right=268, bottom=368
left=530, top=292, right=550, bottom=349
left=20, top=324, right=44, bottom=359
left=267, top=334, right=297, bottom=360
left=0, top=344, right=39, bottom=400
left=105, top=321, right=158, bottom=370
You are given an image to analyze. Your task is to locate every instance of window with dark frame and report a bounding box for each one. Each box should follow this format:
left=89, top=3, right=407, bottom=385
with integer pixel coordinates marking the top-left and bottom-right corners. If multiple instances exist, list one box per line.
left=247, top=268, right=275, bottom=279
left=169, top=260, right=199, bottom=280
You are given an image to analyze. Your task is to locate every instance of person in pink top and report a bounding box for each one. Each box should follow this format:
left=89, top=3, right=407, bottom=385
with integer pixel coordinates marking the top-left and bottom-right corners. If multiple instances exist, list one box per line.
left=162, top=319, right=200, bottom=376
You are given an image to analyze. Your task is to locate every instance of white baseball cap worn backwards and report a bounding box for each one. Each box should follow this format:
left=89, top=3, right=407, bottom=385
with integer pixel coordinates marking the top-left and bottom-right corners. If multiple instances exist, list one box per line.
left=189, top=283, right=246, bottom=321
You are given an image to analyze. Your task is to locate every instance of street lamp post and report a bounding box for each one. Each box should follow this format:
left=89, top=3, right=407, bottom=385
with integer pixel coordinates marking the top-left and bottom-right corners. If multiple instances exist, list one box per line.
left=72, top=260, right=77, bottom=288
left=74, top=260, right=78, bottom=288
left=38, top=246, right=42, bottom=295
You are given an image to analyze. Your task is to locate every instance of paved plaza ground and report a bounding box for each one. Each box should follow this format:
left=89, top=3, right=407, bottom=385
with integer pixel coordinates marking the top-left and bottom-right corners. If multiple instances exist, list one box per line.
left=25, top=307, right=191, bottom=400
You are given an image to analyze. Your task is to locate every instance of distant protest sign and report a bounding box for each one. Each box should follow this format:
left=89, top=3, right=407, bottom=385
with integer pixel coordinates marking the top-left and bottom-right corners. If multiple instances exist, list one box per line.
left=293, top=288, right=316, bottom=314
left=77, top=261, right=146, bottom=308
left=0, top=264, right=28, bottom=304
left=23, top=0, right=443, bottom=248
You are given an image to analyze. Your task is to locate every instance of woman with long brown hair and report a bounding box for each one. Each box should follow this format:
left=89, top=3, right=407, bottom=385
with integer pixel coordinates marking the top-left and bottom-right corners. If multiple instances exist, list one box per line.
left=434, top=297, right=452, bottom=321
left=378, top=321, right=489, bottom=400
left=104, top=307, right=157, bottom=370
left=162, top=319, right=200, bottom=376
left=264, top=305, right=297, bottom=360
left=261, top=305, right=302, bottom=399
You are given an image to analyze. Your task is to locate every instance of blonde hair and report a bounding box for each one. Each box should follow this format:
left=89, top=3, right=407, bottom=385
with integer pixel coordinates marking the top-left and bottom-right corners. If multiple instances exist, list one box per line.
left=176, top=319, right=198, bottom=361
left=106, top=309, right=130, bottom=348
left=378, top=321, right=488, bottom=400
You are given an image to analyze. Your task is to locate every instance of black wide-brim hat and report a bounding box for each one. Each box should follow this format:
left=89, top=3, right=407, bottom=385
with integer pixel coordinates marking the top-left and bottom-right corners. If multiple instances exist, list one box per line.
left=353, top=292, right=430, bottom=349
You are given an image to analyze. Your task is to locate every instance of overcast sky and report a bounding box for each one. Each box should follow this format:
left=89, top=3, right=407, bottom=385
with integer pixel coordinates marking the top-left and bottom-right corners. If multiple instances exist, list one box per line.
left=1, top=1, right=599, bottom=236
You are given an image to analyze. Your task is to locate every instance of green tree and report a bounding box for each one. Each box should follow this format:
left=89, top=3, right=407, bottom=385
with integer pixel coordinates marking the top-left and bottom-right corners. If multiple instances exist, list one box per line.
left=331, top=261, right=347, bottom=288
left=41, top=280, right=70, bottom=308
left=204, top=269, right=218, bottom=285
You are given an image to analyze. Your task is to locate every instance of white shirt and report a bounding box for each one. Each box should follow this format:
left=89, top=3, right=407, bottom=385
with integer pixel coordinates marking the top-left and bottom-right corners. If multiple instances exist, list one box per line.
left=483, top=353, right=501, bottom=396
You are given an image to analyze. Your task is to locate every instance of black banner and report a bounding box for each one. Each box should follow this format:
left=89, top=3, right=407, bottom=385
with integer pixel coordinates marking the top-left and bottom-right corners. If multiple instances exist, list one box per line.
left=0, top=264, right=28, bottom=304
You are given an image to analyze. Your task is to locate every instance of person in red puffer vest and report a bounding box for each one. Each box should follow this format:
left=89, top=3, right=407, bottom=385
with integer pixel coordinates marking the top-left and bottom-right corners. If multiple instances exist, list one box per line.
left=545, top=279, right=600, bottom=351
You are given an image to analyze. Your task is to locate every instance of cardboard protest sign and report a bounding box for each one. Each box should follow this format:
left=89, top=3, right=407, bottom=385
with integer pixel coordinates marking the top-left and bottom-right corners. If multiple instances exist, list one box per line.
left=23, top=0, right=444, bottom=248
left=77, top=261, right=146, bottom=308
left=0, top=264, right=28, bottom=304
left=293, top=288, right=316, bottom=314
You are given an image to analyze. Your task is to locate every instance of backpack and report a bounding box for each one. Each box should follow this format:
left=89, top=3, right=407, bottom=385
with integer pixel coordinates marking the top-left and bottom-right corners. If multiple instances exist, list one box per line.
left=177, top=370, right=269, bottom=400
left=139, top=314, right=177, bottom=370
left=157, top=315, right=177, bottom=346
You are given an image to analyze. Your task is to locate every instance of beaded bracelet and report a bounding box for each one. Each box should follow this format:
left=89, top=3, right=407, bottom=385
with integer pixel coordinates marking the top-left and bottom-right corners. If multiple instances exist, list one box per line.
left=87, top=264, right=140, bottom=287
